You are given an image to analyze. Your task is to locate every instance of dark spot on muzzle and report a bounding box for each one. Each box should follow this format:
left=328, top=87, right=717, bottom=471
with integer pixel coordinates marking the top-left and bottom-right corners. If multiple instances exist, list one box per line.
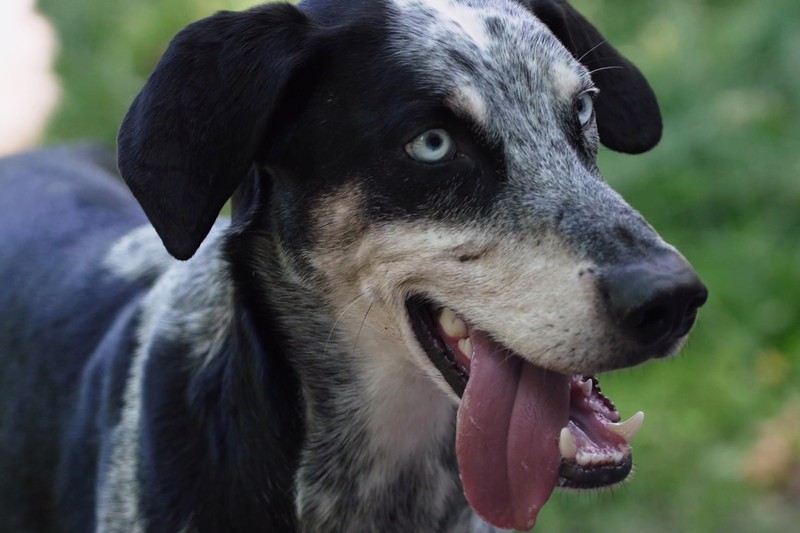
left=600, top=252, right=708, bottom=349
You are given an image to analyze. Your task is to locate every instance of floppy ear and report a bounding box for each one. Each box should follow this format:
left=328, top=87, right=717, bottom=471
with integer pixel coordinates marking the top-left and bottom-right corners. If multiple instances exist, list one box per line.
left=526, top=0, right=662, bottom=154
left=117, top=4, right=313, bottom=260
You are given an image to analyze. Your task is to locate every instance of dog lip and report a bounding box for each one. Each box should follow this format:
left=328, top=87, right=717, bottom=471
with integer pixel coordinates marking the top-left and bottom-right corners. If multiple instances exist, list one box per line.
left=406, top=296, right=469, bottom=397
left=557, top=456, right=633, bottom=489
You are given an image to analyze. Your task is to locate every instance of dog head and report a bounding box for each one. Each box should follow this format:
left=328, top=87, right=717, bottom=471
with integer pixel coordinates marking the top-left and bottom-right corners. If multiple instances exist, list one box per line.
left=118, top=0, right=707, bottom=529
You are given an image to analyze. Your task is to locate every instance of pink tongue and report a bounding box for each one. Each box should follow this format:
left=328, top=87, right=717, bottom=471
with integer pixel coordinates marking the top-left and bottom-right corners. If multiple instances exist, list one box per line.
left=456, top=331, right=570, bottom=531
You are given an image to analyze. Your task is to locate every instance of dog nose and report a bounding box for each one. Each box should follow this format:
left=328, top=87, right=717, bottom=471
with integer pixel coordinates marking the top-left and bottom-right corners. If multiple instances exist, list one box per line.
left=601, top=253, right=708, bottom=347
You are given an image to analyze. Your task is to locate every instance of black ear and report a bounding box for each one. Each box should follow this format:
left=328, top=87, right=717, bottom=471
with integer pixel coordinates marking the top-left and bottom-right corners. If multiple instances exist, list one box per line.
left=526, top=0, right=662, bottom=154
left=117, top=4, right=313, bottom=260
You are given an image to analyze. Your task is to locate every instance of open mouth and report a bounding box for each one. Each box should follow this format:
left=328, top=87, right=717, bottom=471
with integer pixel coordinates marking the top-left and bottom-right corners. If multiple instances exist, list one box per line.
left=406, top=296, right=645, bottom=531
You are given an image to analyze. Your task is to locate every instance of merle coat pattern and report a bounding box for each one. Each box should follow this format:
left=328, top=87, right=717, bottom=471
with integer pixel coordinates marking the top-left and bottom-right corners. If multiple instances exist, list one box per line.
left=0, top=0, right=706, bottom=531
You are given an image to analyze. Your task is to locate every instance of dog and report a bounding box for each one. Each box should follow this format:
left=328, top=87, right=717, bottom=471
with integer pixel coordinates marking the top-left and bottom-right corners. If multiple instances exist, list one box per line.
left=0, top=0, right=708, bottom=531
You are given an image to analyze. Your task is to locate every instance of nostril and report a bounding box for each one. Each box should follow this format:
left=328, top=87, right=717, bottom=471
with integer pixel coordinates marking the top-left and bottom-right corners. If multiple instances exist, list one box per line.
left=618, top=296, right=676, bottom=346
left=602, top=255, right=708, bottom=347
left=672, top=289, right=708, bottom=338
left=626, top=303, right=670, bottom=338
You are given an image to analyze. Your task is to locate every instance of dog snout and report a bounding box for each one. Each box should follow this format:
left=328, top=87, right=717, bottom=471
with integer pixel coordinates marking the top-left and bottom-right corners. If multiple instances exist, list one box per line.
left=601, top=252, right=708, bottom=350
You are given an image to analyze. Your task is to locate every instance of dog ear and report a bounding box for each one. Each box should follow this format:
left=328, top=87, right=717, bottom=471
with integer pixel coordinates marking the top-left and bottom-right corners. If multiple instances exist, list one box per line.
left=526, top=0, right=662, bottom=154
left=117, top=4, right=313, bottom=260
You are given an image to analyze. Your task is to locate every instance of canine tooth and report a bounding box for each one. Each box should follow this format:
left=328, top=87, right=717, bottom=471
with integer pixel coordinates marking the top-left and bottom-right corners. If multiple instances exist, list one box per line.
left=559, top=427, right=578, bottom=460
left=607, top=411, right=644, bottom=441
left=438, top=307, right=468, bottom=338
left=578, top=379, right=593, bottom=397
left=458, top=337, right=473, bottom=359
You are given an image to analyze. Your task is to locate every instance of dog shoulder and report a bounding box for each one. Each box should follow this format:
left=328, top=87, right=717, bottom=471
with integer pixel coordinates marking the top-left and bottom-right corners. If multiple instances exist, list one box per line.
left=97, top=224, right=239, bottom=529
left=103, top=222, right=235, bottom=353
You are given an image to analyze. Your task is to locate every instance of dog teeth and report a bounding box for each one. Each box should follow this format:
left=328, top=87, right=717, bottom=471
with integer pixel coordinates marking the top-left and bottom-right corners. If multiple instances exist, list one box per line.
left=458, top=338, right=473, bottom=359
left=578, top=378, right=593, bottom=397
left=436, top=307, right=472, bottom=359
left=606, top=411, right=644, bottom=442
left=559, top=427, right=578, bottom=460
left=437, top=307, right=468, bottom=338
left=575, top=450, right=625, bottom=467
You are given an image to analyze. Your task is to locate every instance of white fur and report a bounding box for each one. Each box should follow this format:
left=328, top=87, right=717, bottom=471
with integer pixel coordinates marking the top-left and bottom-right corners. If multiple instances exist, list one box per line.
left=449, top=85, right=489, bottom=126
left=103, top=225, right=174, bottom=283
left=551, top=62, right=583, bottom=102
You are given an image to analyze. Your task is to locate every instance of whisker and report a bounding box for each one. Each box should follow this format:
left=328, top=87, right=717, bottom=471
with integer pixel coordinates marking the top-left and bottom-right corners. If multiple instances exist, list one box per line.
left=353, top=301, right=374, bottom=352
left=577, top=40, right=606, bottom=62
left=579, top=56, right=613, bottom=67
left=323, top=290, right=369, bottom=357
left=588, top=65, right=625, bottom=76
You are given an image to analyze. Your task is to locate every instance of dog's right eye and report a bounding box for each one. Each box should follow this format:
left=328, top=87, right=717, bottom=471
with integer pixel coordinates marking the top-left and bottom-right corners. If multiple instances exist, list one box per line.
left=575, top=90, right=598, bottom=128
left=405, top=129, right=456, bottom=164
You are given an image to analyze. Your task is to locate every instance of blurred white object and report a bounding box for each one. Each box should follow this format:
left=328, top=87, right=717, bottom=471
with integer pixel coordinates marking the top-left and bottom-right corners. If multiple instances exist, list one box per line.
left=0, top=0, right=59, bottom=156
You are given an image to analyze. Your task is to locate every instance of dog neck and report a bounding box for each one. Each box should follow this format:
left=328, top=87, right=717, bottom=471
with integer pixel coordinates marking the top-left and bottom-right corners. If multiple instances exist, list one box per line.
left=238, top=229, right=487, bottom=531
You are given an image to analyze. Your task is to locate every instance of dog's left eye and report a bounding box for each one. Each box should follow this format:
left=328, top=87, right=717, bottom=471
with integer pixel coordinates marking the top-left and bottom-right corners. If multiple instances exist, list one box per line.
left=405, top=129, right=456, bottom=163
left=575, top=91, right=596, bottom=128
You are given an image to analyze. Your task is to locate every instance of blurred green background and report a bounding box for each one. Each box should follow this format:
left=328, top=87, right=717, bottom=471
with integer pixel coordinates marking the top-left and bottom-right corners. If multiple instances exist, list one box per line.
left=31, top=0, right=800, bottom=531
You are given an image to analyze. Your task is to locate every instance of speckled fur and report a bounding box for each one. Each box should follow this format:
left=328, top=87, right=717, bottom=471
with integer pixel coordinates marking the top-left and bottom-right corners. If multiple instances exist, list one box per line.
left=0, top=0, right=689, bottom=531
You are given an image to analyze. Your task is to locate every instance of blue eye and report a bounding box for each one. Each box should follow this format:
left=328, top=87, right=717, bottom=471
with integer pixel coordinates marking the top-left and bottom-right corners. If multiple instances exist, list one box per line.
left=405, top=129, right=455, bottom=163
left=576, top=91, right=595, bottom=127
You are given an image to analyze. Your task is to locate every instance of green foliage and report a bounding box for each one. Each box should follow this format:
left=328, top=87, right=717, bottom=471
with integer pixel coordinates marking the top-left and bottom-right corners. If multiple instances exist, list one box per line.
left=38, top=0, right=255, bottom=145
left=38, top=0, right=800, bottom=530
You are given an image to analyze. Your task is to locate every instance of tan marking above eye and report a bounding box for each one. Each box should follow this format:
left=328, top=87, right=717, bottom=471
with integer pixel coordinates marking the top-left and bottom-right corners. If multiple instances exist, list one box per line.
left=448, top=85, right=488, bottom=126
left=551, top=62, right=582, bottom=102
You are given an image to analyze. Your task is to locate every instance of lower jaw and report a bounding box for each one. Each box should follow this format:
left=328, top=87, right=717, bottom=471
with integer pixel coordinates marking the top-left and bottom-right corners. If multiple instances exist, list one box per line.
left=557, top=456, right=633, bottom=489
